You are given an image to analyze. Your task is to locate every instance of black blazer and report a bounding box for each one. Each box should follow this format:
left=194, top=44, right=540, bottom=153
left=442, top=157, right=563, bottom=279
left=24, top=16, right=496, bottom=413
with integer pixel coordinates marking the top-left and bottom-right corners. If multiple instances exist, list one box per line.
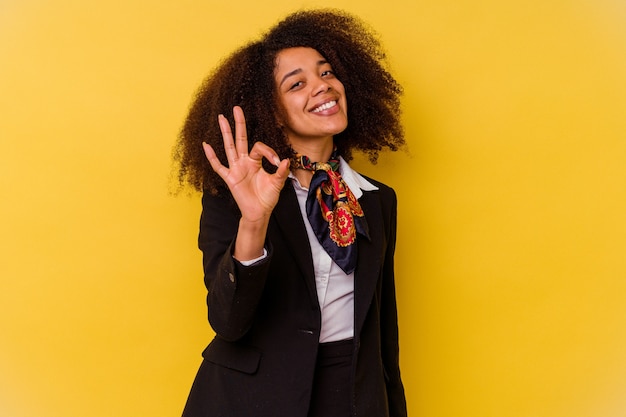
left=182, top=177, right=407, bottom=417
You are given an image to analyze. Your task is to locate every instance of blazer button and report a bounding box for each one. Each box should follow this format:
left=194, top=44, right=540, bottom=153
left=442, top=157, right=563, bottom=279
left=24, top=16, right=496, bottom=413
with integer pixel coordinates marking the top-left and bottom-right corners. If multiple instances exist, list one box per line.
left=228, top=273, right=235, bottom=283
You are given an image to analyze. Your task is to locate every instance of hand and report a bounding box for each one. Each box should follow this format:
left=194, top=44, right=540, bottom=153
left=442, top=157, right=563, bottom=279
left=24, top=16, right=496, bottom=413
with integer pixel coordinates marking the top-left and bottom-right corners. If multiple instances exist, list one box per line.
left=203, top=106, right=290, bottom=225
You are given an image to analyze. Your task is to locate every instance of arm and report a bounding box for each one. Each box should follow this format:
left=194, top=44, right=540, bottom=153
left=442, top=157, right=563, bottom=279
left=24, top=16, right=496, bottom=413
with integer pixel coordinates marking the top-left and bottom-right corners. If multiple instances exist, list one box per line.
left=199, top=191, right=273, bottom=341
left=199, top=106, right=290, bottom=341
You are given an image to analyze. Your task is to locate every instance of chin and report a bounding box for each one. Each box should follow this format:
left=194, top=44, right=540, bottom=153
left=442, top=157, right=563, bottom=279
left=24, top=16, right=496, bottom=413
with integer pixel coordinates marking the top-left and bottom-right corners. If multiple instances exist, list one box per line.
left=321, top=118, right=348, bottom=134
left=330, top=123, right=349, bottom=136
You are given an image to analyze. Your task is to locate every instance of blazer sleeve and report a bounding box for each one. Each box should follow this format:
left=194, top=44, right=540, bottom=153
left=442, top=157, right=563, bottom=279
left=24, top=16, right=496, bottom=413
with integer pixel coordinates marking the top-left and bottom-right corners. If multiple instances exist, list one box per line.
left=198, top=191, right=272, bottom=341
left=380, top=187, right=408, bottom=417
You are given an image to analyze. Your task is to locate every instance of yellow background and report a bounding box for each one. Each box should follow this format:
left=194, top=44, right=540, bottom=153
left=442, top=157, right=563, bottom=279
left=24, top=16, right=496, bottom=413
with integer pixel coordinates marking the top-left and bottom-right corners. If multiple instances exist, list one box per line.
left=1, top=0, right=625, bottom=416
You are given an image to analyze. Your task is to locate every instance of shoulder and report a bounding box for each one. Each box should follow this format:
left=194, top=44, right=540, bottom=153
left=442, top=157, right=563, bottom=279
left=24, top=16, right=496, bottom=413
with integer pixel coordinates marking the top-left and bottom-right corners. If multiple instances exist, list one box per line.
left=356, top=174, right=398, bottom=225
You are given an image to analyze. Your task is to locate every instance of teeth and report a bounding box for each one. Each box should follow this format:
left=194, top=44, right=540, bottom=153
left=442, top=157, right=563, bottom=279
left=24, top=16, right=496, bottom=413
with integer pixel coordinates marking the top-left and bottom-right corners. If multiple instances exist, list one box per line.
left=312, top=100, right=337, bottom=113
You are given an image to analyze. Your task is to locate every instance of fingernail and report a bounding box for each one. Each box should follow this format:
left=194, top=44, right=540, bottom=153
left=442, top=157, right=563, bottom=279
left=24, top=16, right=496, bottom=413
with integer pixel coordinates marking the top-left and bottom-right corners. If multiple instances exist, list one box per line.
left=273, top=157, right=281, bottom=166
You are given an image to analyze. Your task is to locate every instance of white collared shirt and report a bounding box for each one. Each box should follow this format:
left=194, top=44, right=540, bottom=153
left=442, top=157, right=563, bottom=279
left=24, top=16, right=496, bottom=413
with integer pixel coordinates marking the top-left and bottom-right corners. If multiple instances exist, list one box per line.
left=289, top=157, right=378, bottom=342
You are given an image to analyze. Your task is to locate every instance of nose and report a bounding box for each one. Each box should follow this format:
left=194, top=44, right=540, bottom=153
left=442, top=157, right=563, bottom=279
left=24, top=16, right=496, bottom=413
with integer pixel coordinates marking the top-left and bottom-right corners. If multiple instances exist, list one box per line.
left=312, top=79, right=331, bottom=96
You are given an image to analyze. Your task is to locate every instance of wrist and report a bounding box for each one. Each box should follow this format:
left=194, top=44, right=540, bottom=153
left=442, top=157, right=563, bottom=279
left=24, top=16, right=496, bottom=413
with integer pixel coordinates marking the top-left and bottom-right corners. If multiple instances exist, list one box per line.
left=233, top=217, right=269, bottom=261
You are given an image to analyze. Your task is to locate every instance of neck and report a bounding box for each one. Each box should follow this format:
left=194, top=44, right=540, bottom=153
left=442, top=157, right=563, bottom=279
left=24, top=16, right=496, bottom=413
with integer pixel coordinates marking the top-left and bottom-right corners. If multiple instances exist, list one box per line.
left=289, top=137, right=334, bottom=163
left=292, top=169, right=314, bottom=189
left=289, top=137, right=335, bottom=189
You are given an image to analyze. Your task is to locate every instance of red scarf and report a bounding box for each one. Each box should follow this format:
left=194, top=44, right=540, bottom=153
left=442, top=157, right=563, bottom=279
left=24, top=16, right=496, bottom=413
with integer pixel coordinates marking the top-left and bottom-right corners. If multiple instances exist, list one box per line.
left=291, top=149, right=369, bottom=274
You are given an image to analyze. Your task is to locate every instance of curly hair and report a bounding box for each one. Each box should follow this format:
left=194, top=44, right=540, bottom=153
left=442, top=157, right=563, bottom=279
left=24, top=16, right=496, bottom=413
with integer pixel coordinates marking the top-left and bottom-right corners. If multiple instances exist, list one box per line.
left=173, top=8, right=404, bottom=193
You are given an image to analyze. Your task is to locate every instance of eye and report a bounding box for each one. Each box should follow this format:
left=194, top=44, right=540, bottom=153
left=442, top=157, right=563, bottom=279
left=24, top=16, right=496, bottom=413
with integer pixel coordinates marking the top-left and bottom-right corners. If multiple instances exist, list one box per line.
left=321, top=70, right=335, bottom=78
left=288, top=81, right=304, bottom=91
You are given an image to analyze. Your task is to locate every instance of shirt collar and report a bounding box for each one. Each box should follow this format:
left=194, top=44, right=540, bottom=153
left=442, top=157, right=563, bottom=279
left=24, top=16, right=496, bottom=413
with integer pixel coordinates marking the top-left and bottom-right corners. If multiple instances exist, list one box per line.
left=289, top=156, right=378, bottom=199
left=337, top=156, right=378, bottom=199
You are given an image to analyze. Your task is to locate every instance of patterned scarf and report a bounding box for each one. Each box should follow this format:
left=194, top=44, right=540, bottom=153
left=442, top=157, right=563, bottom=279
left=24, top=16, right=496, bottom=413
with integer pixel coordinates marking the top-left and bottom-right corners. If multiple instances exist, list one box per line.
left=291, top=148, right=369, bottom=274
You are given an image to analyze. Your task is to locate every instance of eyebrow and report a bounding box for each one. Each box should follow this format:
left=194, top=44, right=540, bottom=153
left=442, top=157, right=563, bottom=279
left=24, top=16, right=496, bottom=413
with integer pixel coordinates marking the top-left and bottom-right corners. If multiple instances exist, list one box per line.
left=278, top=60, right=329, bottom=88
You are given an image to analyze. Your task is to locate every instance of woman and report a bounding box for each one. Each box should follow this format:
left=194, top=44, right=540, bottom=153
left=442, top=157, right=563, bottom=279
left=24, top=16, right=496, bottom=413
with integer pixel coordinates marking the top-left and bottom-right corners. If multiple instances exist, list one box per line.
left=174, top=9, right=407, bottom=417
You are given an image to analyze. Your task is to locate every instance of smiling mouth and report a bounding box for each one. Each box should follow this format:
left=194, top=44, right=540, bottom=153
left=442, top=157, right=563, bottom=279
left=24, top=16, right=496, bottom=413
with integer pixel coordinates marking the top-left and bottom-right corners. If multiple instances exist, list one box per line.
left=311, top=100, right=337, bottom=113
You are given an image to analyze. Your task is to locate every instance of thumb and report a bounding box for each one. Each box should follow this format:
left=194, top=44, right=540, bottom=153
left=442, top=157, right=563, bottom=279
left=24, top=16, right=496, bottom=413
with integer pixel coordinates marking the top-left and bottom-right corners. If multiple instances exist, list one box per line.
left=274, top=159, right=291, bottom=182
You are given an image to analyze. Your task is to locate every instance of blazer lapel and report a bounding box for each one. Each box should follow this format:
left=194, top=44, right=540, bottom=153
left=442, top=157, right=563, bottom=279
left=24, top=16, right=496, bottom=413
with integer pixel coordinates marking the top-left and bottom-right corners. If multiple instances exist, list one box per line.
left=354, top=189, right=384, bottom=336
left=271, top=183, right=319, bottom=305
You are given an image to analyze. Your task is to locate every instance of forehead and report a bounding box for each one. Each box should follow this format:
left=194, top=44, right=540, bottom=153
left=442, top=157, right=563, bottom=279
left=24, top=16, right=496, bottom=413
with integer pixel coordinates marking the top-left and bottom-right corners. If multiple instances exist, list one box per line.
left=274, top=47, right=327, bottom=73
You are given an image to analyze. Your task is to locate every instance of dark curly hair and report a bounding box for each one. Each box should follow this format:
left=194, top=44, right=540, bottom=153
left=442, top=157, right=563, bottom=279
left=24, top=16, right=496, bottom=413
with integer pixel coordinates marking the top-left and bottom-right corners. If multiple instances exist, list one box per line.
left=173, top=8, right=404, bottom=193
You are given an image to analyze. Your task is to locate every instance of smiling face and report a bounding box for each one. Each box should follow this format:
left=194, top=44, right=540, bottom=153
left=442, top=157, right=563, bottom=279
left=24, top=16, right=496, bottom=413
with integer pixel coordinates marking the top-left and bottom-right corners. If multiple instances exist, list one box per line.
left=274, top=47, right=348, bottom=152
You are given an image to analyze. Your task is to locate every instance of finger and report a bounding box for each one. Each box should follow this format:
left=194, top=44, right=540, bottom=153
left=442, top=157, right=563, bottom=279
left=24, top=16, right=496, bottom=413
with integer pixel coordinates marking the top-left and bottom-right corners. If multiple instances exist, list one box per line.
left=232, top=106, right=249, bottom=158
left=274, top=158, right=291, bottom=181
left=218, top=114, right=237, bottom=163
left=203, top=142, right=230, bottom=179
left=249, top=141, right=282, bottom=167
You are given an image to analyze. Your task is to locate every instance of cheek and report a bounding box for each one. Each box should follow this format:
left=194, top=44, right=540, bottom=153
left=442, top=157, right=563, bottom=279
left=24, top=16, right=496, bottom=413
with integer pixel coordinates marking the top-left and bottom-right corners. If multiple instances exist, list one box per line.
left=282, top=96, right=307, bottom=119
left=334, top=83, right=347, bottom=107
left=274, top=95, right=293, bottom=125
left=333, top=78, right=346, bottom=93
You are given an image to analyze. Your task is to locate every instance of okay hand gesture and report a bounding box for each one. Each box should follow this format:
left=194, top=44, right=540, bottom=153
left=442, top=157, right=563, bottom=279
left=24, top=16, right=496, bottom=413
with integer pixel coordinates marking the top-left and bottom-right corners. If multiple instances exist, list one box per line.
left=202, top=106, right=291, bottom=225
